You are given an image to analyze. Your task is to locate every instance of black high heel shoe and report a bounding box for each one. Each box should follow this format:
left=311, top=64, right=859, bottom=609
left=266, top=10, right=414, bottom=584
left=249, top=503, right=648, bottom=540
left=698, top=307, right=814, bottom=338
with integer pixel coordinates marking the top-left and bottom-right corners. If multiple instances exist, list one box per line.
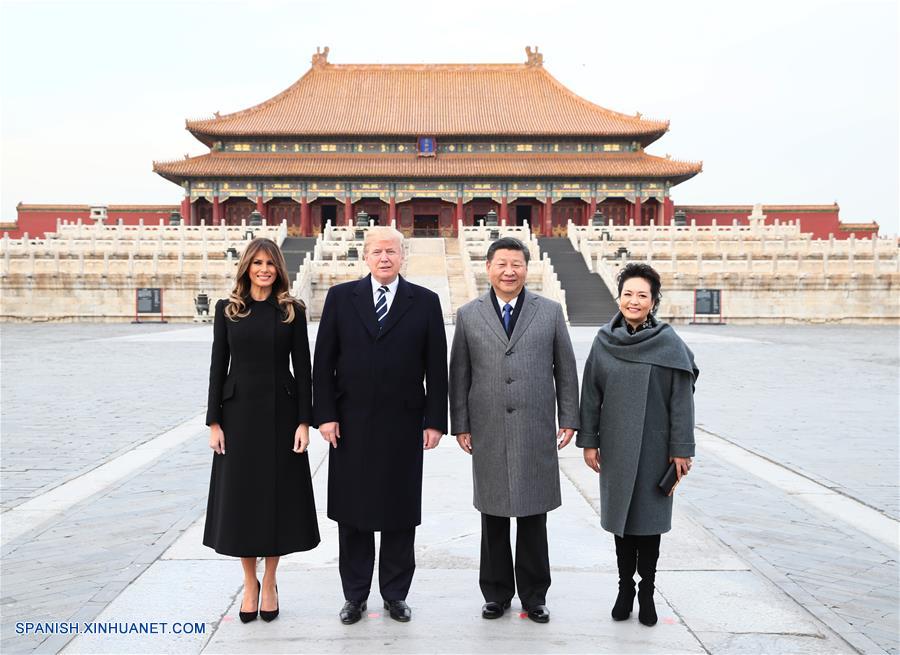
left=239, top=579, right=260, bottom=623
left=260, top=584, right=279, bottom=622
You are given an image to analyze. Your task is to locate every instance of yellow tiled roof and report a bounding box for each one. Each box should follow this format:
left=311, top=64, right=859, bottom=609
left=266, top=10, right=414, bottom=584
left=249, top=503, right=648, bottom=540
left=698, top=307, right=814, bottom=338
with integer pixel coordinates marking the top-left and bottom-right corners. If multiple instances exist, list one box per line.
left=186, top=58, right=669, bottom=143
left=153, top=151, right=701, bottom=183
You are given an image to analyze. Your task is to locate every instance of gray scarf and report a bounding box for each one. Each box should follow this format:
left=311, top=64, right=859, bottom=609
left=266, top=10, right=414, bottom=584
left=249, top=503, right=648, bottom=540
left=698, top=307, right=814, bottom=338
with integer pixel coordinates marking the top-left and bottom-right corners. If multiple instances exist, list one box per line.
left=597, top=312, right=699, bottom=383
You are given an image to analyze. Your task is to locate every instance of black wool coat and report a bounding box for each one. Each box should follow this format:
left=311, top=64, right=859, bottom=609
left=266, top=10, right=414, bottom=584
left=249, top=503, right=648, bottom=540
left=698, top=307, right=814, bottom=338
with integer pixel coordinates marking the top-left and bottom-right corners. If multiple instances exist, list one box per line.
left=203, top=295, right=320, bottom=557
left=313, top=275, right=448, bottom=531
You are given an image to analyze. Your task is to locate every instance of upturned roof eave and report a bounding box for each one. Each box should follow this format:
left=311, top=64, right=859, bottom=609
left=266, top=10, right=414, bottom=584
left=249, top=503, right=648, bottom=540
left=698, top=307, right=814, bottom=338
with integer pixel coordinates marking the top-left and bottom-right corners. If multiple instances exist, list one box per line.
left=152, top=168, right=700, bottom=186
left=186, top=127, right=668, bottom=144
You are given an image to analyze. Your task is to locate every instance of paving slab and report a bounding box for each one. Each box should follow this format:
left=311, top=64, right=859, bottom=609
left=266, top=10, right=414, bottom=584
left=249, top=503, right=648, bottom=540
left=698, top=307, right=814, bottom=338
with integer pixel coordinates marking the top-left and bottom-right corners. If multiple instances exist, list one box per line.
left=62, top=424, right=855, bottom=655
left=3, top=322, right=897, bottom=654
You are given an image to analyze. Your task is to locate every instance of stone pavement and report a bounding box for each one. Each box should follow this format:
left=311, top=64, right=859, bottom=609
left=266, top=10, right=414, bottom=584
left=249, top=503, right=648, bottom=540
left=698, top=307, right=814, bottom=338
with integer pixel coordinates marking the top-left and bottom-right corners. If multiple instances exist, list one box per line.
left=0, top=324, right=211, bottom=511
left=0, top=322, right=897, bottom=654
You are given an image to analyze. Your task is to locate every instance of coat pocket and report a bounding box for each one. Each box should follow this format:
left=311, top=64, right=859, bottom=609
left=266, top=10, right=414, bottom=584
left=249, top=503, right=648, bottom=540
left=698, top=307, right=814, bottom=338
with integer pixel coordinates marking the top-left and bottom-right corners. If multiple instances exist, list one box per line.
left=222, top=378, right=236, bottom=402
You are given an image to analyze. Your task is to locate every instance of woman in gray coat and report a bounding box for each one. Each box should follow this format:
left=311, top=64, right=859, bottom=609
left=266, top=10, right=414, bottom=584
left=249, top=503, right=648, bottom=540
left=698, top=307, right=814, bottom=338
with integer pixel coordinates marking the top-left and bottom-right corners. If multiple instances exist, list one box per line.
left=577, top=263, right=698, bottom=627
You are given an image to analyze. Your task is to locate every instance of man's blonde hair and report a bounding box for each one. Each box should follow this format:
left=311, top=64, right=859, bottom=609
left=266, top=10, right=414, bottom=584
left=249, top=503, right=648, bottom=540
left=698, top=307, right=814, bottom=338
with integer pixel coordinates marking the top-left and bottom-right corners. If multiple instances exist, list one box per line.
left=363, top=226, right=405, bottom=255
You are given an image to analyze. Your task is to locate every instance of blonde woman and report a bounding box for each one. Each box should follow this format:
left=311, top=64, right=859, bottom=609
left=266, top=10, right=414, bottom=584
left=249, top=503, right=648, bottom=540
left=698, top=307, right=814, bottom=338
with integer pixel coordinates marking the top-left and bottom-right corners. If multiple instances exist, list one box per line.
left=204, top=237, right=320, bottom=623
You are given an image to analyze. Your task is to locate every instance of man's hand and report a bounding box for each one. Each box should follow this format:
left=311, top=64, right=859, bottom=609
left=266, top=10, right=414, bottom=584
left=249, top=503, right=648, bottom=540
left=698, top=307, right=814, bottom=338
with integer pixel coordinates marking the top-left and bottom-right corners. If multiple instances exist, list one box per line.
left=320, top=421, right=340, bottom=448
left=456, top=432, right=472, bottom=454
left=293, top=424, right=310, bottom=453
left=557, top=427, right=575, bottom=450
left=423, top=428, right=443, bottom=450
left=583, top=447, right=601, bottom=473
left=208, top=423, right=226, bottom=455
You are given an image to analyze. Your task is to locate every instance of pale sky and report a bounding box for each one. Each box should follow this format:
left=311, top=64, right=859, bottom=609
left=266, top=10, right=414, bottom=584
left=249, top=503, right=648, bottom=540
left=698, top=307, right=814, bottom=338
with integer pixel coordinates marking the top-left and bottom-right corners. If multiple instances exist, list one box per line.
left=1, top=0, right=897, bottom=234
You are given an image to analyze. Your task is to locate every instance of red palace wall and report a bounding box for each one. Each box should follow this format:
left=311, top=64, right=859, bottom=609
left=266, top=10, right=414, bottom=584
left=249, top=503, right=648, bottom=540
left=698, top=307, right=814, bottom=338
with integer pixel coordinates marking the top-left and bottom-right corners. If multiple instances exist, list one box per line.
left=675, top=204, right=877, bottom=240
left=6, top=201, right=878, bottom=240
left=5, top=205, right=178, bottom=239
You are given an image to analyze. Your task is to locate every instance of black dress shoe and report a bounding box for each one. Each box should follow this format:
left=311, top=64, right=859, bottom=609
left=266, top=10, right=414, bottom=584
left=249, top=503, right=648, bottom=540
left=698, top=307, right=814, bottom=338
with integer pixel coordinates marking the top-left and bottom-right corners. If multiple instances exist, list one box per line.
left=481, top=599, right=512, bottom=619
left=239, top=579, right=260, bottom=623
left=260, top=584, right=279, bottom=622
left=340, top=600, right=367, bottom=625
left=383, top=600, right=412, bottom=622
left=525, top=604, right=550, bottom=623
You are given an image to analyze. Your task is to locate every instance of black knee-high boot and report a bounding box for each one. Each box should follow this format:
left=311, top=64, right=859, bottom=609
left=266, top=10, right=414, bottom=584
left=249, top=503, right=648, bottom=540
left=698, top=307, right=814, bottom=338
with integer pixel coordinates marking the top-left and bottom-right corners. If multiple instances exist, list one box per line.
left=611, top=535, right=638, bottom=620
left=636, top=535, right=660, bottom=626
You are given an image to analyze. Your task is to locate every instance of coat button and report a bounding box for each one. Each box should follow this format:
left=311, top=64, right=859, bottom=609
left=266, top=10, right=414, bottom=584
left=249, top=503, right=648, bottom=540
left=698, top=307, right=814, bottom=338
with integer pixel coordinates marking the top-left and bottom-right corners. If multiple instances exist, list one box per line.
left=506, top=378, right=513, bottom=384
left=505, top=351, right=512, bottom=356
left=506, top=407, right=514, bottom=414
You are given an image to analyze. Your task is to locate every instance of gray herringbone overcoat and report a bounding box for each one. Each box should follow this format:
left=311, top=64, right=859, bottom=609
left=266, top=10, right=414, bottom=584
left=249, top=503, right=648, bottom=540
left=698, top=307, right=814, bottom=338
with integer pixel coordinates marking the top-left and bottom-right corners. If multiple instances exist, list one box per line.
left=449, top=291, right=580, bottom=517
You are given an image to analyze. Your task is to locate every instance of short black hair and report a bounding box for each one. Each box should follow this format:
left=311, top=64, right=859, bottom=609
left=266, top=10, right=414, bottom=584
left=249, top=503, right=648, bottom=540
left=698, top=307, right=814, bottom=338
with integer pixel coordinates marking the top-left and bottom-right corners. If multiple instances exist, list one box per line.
left=486, top=237, right=530, bottom=264
left=616, top=262, right=662, bottom=313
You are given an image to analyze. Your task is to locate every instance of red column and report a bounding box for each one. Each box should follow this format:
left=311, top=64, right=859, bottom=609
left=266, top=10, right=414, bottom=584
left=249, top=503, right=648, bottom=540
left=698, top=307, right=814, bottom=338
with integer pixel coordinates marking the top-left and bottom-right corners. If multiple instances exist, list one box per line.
left=634, top=197, right=643, bottom=226
left=589, top=196, right=597, bottom=224
left=256, top=195, right=265, bottom=219
left=664, top=197, right=674, bottom=225
left=456, top=197, right=464, bottom=225
left=300, top=196, right=310, bottom=236
left=389, top=197, right=397, bottom=225
left=343, top=196, right=352, bottom=226
left=544, top=195, right=553, bottom=237
left=500, top=195, right=508, bottom=225
left=181, top=197, right=191, bottom=225
left=212, top=195, right=221, bottom=225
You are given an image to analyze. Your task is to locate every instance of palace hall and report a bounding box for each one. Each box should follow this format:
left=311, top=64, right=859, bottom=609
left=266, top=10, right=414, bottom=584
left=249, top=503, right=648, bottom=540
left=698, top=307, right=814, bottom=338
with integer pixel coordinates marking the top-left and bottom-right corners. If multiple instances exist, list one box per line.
left=152, top=47, right=702, bottom=238
left=8, top=49, right=875, bottom=240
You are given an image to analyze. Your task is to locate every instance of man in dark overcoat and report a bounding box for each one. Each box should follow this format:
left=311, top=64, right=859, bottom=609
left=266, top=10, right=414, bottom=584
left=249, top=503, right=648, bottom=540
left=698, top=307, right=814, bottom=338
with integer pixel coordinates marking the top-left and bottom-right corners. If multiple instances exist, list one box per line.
left=313, top=226, right=448, bottom=625
left=449, top=237, right=579, bottom=624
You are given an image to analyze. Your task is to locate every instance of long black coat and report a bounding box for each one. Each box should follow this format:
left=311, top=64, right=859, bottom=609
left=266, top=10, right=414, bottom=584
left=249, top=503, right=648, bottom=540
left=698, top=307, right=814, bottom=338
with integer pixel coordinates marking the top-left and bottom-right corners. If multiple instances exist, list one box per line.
left=313, top=275, right=448, bottom=531
left=204, top=295, right=320, bottom=557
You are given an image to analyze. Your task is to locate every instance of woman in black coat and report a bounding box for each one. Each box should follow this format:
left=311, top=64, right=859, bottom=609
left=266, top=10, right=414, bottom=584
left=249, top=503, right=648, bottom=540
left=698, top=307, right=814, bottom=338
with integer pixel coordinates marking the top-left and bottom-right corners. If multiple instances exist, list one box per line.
left=204, top=237, right=320, bottom=623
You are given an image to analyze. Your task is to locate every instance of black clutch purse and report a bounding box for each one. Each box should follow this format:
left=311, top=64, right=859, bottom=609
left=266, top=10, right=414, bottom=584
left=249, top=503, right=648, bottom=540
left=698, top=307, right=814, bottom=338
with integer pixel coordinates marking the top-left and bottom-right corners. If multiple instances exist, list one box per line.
left=658, top=462, right=679, bottom=496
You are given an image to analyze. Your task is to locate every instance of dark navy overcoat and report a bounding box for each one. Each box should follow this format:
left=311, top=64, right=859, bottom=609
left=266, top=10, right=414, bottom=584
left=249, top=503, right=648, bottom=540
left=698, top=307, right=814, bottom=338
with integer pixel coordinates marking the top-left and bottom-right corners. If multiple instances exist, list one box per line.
left=313, top=275, right=448, bottom=531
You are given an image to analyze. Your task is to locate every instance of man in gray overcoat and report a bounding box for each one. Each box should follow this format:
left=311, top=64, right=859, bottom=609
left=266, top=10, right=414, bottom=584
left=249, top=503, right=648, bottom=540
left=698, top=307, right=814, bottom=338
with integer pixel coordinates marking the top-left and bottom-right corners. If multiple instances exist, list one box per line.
left=449, top=237, right=579, bottom=624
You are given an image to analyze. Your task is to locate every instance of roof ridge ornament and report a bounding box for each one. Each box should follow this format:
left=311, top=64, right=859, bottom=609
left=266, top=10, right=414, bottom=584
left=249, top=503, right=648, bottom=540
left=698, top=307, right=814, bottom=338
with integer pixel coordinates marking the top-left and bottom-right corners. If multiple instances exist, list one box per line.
left=525, top=46, right=543, bottom=67
left=312, top=46, right=330, bottom=69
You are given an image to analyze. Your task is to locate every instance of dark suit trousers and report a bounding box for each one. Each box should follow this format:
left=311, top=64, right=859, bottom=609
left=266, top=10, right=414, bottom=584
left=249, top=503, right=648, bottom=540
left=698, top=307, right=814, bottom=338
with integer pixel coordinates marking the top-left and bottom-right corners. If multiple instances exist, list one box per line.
left=338, top=523, right=416, bottom=602
left=479, top=512, right=550, bottom=608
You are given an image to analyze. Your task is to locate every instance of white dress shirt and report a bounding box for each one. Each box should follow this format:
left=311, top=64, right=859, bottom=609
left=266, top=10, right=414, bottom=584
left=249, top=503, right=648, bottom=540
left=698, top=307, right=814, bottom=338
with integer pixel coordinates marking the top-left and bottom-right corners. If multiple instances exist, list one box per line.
left=494, top=293, right=519, bottom=315
left=371, top=275, right=400, bottom=315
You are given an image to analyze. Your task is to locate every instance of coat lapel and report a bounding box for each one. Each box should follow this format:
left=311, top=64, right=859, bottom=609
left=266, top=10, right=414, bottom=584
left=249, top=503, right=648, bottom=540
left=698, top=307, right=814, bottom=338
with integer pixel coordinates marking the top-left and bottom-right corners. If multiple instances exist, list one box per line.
left=507, top=290, right=538, bottom=351
left=378, top=275, right=414, bottom=338
left=351, top=274, right=379, bottom=340
left=476, top=292, right=509, bottom=346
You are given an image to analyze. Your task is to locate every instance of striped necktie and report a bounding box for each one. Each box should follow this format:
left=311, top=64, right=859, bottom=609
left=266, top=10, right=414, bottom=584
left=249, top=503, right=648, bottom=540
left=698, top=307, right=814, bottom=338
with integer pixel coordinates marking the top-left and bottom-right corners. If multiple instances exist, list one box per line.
left=375, top=285, right=389, bottom=325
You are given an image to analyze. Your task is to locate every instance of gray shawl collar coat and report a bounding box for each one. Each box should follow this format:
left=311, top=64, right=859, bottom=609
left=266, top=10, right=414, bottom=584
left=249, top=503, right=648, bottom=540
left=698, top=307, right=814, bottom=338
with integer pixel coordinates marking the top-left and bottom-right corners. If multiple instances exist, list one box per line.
left=577, top=312, right=698, bottom=536
left=449, top=289, right=580, bottom=517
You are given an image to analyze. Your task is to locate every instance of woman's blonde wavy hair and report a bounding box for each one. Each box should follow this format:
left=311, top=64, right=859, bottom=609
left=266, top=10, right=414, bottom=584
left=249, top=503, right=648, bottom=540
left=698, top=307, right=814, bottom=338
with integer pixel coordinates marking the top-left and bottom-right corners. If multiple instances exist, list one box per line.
left=225, top=238, right=305, bottom=323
